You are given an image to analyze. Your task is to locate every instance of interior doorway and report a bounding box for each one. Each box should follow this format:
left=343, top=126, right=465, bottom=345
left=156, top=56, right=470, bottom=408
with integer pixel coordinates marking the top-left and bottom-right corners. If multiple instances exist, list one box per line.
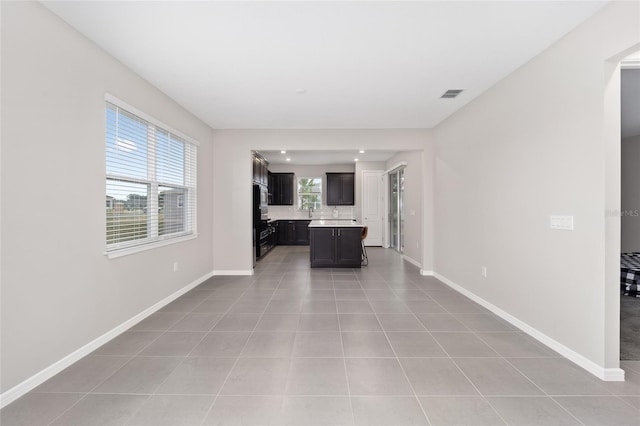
left=620, top=58, right=640, bottom=361
left=361, top=170, right=384, bottom=246
left=389, top=167, right=405, bottom=253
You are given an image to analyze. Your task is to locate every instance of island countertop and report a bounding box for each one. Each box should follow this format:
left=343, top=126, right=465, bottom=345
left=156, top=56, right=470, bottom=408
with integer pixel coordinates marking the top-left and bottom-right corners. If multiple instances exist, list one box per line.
left=308, top=219, right=363, bottom=228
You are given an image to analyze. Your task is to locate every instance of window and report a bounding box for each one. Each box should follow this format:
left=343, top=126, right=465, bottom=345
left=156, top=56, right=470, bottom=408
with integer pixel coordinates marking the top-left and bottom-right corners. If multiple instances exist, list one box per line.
left=105, top=97, right=197, bottom=255
left=298, top=177, right=322, bottom=210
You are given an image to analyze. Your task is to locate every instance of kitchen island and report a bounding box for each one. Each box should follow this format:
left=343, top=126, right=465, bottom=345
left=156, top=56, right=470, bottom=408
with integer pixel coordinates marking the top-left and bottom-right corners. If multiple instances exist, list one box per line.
left=308, top=220, right=363, bottom=268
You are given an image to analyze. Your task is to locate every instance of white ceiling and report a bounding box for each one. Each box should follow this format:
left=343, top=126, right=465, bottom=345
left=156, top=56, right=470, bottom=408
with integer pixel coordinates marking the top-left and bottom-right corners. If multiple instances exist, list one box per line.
left=42, top=1, right=606, bottom=130
left=622, top=69, right=640, bottom=139
left=262, top=150, right=397, bottom=166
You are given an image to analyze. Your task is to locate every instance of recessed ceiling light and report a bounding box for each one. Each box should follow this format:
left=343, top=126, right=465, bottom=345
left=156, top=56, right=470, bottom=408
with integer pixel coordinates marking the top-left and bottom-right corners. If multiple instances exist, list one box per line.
left=359, top=150, right=365, bottom=154
left=354, top=158, right=359, bottom=162
left=281, top=150, right=286, bottom=154
left=286, top=157, right=291, bottom=162
left=295, top=89, right=307, bottom=94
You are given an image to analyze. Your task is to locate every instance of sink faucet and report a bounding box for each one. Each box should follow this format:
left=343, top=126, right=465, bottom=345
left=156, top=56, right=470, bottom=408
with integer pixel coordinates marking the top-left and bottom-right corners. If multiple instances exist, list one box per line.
left=308, top=206, right=313, bottom=218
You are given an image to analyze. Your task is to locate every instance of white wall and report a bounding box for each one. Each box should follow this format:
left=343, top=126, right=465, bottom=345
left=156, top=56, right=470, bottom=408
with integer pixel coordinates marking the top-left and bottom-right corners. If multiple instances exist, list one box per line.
left=622, top=135, right=640, bottom=252
left=433, top=1, right=639, bottom=375
left=1, top=2, right=215, bottom=394
left=268, top=163, right=355, bottom=220
left=212, top=130, right=433, bottom=273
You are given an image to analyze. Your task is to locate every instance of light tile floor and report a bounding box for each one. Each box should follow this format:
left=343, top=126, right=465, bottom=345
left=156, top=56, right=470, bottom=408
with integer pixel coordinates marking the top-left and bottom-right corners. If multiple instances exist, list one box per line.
left=2, top=246, right=640, bottom=425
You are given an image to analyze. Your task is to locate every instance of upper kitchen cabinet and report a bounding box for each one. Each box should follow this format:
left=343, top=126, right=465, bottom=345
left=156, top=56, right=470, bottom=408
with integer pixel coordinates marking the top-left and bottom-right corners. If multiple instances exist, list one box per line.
left=269, top=173, right=294, bottom=205
left=251, top=151, right=268, bottom=186
left=326, top=173, right=355, bottom=205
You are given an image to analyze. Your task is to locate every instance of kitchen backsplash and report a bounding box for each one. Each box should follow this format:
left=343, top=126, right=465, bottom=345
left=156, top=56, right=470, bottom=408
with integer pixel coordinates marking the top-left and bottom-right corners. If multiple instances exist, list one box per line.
left=269, top=205, right=355, bottom=220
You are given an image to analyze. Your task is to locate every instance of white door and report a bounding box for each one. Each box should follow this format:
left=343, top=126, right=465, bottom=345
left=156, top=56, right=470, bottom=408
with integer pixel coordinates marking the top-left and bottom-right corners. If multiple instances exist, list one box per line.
left=362, top=170, right=383, bottom=246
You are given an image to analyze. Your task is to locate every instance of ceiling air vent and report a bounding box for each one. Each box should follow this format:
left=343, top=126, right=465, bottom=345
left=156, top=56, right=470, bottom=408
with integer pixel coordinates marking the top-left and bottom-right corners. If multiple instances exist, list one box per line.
left=441, top=89, right=463, bottom=99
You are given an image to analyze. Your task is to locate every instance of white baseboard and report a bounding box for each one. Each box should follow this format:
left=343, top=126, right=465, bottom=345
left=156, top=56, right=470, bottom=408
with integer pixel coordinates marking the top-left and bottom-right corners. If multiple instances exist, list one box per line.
left=403, top=255, right=422, bottom=269
left=212, top=269, right=254, bottom=276
left=433, top=272, right=625, bottom=382
left=602, top=368, right=626, bottom=381
left=420, top=270, right=434, bottom=276
left=0, top=270, right=215, bottom=409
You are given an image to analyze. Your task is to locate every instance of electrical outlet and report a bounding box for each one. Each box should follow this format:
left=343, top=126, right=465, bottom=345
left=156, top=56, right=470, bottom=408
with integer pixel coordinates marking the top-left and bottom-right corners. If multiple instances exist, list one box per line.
left=173, top=262, right=179, bottom=272
left=481, top=266, right=487, bottom=278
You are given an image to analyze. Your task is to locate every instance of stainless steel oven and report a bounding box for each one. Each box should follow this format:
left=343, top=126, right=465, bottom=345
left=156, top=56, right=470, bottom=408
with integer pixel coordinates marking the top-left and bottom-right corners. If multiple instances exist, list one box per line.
left=257, top=221, right=275, bottom=258
left=253, top=184, right=269, bottom=221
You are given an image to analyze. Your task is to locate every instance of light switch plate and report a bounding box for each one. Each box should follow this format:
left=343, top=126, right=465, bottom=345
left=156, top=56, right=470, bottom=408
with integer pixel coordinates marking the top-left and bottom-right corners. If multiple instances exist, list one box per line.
left=550, top=215, right=574, bottom=230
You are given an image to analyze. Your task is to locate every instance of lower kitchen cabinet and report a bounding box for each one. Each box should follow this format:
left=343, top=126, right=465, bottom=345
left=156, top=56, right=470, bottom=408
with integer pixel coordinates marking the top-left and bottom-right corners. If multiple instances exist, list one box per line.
left=310, top=227, right=362, bottom=268
left=335, top=228, right=362, bottom=265
left=276, top=220, right=310, bottom=245
left=309, top=228, right=335, bottom=266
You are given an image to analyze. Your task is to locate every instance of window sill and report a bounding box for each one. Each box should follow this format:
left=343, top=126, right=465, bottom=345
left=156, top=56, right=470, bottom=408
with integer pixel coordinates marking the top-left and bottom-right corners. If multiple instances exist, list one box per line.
left=104, top=233, right=198, bottom=259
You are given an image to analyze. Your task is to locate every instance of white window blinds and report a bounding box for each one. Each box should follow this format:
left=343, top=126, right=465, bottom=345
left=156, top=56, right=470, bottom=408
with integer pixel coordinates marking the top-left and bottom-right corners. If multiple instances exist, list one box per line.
left=105, top=100, right=197, bottom=252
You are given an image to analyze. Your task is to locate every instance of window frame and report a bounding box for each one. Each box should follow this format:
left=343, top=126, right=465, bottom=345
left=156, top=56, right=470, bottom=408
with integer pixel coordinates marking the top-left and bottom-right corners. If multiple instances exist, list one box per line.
left=104, top=94, right=199, bottom=259
left=297, top=176, right=323, bottom=210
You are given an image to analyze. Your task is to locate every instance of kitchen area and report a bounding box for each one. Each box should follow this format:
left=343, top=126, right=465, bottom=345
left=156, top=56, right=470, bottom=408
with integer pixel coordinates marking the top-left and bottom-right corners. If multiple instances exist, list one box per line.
left=252, top=150, right=365, bottom=268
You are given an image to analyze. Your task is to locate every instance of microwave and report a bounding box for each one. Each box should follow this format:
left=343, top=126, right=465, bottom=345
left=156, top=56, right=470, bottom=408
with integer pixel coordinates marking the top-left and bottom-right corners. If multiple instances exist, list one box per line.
left=259, top=185, right=268, bottom=210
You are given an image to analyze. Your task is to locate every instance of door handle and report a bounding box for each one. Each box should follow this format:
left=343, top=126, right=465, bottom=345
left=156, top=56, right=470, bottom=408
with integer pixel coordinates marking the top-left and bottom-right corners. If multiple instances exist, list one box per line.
left=338, top=229, right=341, bottom=237
left=332, top=229, right=334, bottom=237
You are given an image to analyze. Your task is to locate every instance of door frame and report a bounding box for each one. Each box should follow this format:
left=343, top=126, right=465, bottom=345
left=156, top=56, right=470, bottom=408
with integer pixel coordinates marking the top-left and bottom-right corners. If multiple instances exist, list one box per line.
left=604, top=44, right=640, bottom=377
left=361, top=170, right=384, bottom=247
left=384, top=162, right=407, bottom=253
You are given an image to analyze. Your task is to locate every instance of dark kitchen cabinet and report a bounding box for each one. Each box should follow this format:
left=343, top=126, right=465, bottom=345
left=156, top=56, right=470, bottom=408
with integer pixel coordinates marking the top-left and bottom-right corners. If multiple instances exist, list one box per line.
left=309, top=228, right=335, bottom=266
left=310, top=226, right=362, bottom=268
left=326, top=173, right=354, bottom=206
left=276, top=220, right=310, bottom=245
left=276, top=221, right=292, bottom=244
left=335, top=227, right=362, bottom=265
left=269, top=173, right=294, bottom=205
left=268, top=172, right=274, bottom=204
left=251, top=151, right=268, bottom=186
left=294, top=221, right=311, bottom=244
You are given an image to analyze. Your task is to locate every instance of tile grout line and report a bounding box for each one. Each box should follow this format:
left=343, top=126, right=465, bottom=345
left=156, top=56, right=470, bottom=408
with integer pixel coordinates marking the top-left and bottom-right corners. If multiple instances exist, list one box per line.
left=467, top=326, right=590, bottom=425
left=413, top=277, right=560, bottom=426
left=389, top=274, right=517, bottom=425
left=374, top=273, right=458, bottom=424
left=43, top=391, right=624, bottom=398
left=616, top=394, right=640, bottom=412
left=333, top=269, right=356, bottom=426
left=198, top=269, right=286, bottom=426
left=498, top=355, right=591, bottom=426
left=43, top=307, right=196, bottom=425
left=431, top=286, right=586, bottom=426
left=26, top=247, right=638, bottom=425
left=420, top=292, right=514, bottom=426
left=361, top=274, right=434, bottom=426
left=114, top=278, right=257, bottom=425
left=135, top=278, right=260, bottom=426
left=446, top=291, right=589, bottom=426
left=277, top=273, right=308, bottom=420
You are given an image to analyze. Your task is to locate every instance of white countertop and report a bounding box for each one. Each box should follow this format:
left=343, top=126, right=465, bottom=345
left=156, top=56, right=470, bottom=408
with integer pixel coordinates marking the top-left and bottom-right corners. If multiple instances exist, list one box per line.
left=308, top=219, right=362, bottom=228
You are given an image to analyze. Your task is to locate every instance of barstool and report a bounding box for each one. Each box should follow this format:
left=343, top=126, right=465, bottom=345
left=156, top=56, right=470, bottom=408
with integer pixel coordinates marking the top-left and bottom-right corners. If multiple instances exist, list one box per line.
left=361, top=226, right=369, bottom=266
